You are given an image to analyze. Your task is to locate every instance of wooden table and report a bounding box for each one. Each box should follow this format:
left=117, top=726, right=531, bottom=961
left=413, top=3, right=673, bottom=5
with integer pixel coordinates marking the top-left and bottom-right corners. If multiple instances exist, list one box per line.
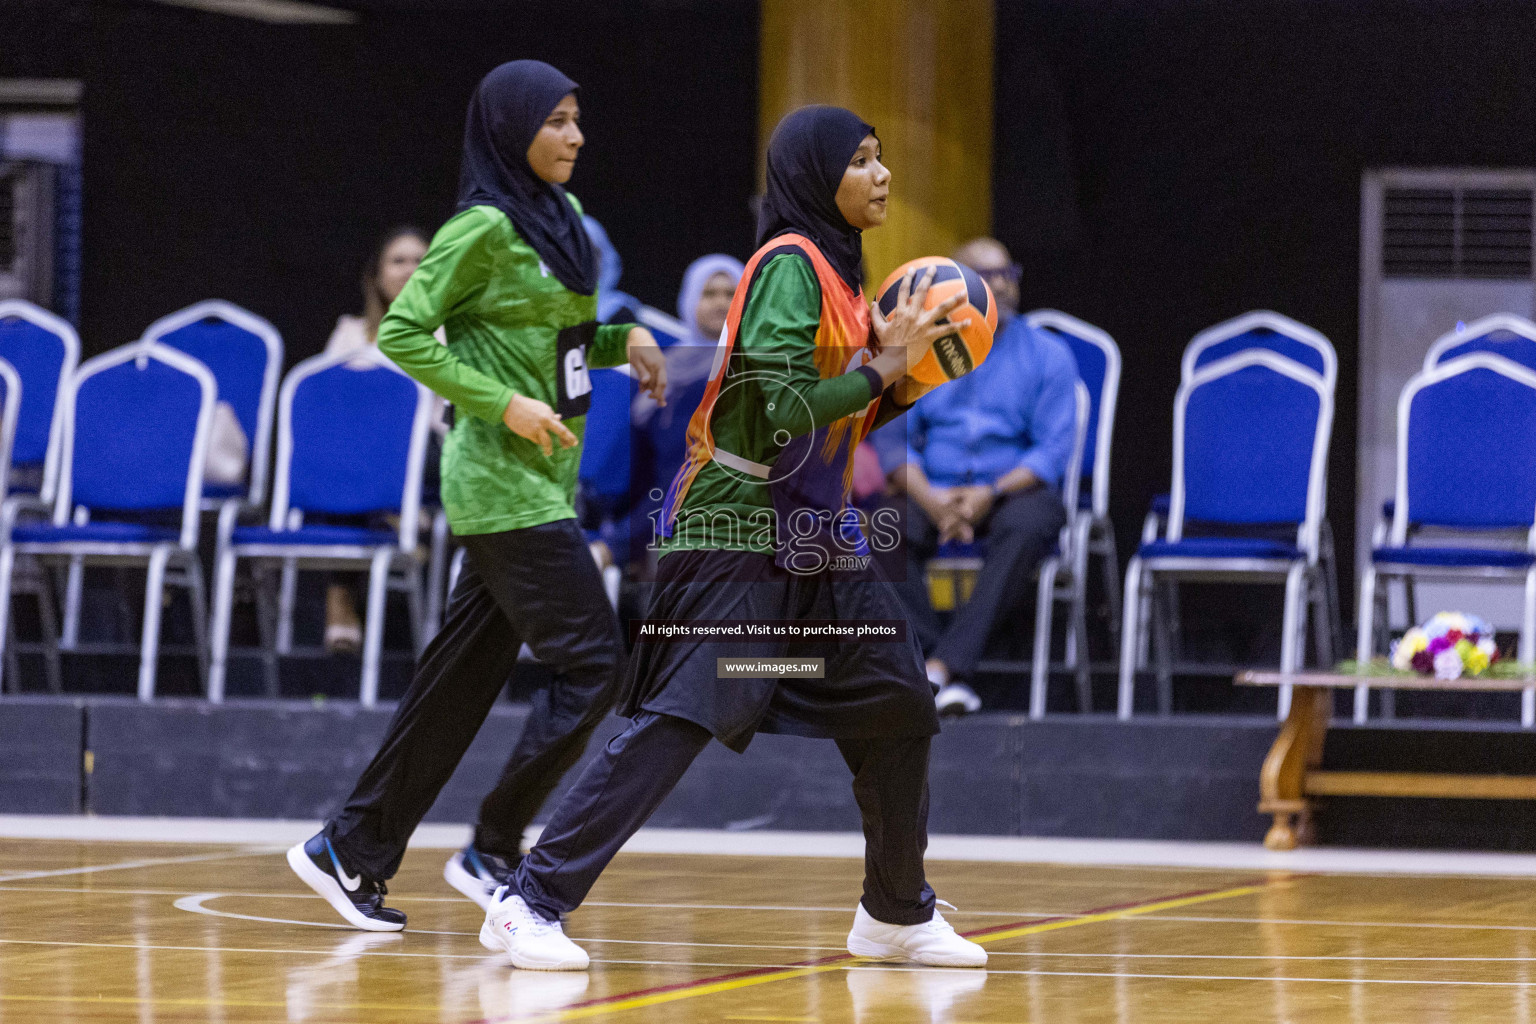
left=1238, top=670, right=1536, bottom=850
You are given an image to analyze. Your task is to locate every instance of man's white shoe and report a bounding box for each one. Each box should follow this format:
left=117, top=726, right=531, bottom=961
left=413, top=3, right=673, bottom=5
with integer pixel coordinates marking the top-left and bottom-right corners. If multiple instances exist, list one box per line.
left=845, top=902, right=987, bottom=967
left=935, top=682, right=981, bottom=716
left=480, top=886, right=590, bottom=971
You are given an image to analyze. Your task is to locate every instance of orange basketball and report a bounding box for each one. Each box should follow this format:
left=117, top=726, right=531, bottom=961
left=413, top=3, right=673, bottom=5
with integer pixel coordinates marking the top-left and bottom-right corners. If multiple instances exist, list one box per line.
left=875, top=257, right=997, bottom=386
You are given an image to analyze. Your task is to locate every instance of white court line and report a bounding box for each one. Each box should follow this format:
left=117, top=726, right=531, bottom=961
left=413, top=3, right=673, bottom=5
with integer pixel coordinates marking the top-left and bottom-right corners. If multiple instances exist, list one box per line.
left=1145, top=913, right=1536, bottom=932
left=530, top=959, right=1536, bottom=987
left=914, top=968, right=1536, bottom=988
left=0, top=935, right=846, bottom=957
left=0, top=815, right=466, bottom=848
left=172, top=894, right=849, bottom=951
left=10, top=936, right=1536, bottom=979
left=165, top=893, right=1536, bottom=953
left=29, top=882, right=1536, bottom=935
left=983, top=950, right=1536, bottom=961
left=0, top=937, right=486, bottom=960
left=23, top=881, right=1536, bottom=936
left=166, top=894, right=852, bottom=953
left=10, top=814, right=1536, bottom=878
left=12, top=932, right=1536, bottom=988
left=172, top=893, right=475, bottom=936
left=0, top=847, right=276, bottom=883
left=0, top=882, right=1086, bottom=917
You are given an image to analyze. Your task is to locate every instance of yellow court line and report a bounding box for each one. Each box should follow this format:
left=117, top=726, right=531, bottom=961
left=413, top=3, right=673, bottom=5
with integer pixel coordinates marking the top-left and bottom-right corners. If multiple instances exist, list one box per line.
left=542, top=964, right=852, bottom=1022
left=965, top=883, right=1274, bottom=945
left=531, top=880, right=1274, bottom=1022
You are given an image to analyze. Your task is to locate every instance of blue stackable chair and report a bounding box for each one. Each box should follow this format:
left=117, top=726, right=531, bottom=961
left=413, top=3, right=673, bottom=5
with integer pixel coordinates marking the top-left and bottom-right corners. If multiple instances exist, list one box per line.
left=1356, top=353, right=1536, bottom=727
left=0, top=302, right=80, bottom=692
left=1029, top=380, right=1090, bottom=716
left=0, top=343, right=218, bottom=699
left=0, top=358, right=25, bottom=510
left=1424, top=314, right=1536, bottom=373
left=68, top=301, right=284, bottom=673
left=0, top=301, right=78, bottom=508
left=1140, top=311, right=1342, bottom=670
left=1181, top=310, right=1337, bottom=384
left=1025, top=310, right=1121, bottom=713
left=141, top=300, right=282, bottom=509
left=207, top=347, right=433, bottom=706
left=0, top=358, right=28, bottom=689
left=1118, top=350, right=1334, bottom=720
left=1377, top=315, right=1536, bottom=628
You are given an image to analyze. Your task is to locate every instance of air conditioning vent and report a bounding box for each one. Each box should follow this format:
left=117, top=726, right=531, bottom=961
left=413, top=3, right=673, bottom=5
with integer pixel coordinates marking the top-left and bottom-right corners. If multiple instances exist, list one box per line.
left=1384, top=186, right=1533, bottom=279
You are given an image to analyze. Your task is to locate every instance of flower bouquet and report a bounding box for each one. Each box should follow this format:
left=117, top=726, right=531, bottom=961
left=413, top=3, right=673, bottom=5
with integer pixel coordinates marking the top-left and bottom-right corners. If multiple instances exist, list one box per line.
left=1391, top=612, right=1499, bottom=680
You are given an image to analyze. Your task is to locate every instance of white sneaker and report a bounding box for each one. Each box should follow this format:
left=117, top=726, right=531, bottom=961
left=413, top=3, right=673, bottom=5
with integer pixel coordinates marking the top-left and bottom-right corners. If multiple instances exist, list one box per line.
left=444, top=846, right=514, bottom=911
left=480, top=887, right=590, bottom=971
left=935, top=682, right=981, bottom=715
left=845, top=902, right=987, bottom=967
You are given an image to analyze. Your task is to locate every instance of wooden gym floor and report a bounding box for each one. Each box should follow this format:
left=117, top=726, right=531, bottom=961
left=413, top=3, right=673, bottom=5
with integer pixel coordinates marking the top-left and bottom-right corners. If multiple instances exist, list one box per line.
left=3, top=835, right=1536, bottom=1022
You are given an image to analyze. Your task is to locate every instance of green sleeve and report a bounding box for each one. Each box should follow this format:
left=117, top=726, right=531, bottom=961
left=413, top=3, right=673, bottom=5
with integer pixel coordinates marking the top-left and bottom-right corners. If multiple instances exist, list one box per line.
left=737, top=254, right=878, bottom=438
left=377, top=208, right=517, bottom=424
left=589, top=322, right=631, bottom=369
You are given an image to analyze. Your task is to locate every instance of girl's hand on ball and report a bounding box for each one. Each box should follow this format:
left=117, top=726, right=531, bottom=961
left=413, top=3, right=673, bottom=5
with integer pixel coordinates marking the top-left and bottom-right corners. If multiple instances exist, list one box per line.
left=502, top=394, right=578, bottom=457
left=869, top=267, right=969, bottom=386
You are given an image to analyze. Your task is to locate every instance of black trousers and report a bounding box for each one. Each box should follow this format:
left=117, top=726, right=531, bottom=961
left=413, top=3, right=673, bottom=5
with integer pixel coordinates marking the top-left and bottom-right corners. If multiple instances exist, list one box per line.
left=512, top=710, right=936, bottom=926
left=879, top=486, right=1067, bottom=679
left=325, top=519, right=623, bottom=881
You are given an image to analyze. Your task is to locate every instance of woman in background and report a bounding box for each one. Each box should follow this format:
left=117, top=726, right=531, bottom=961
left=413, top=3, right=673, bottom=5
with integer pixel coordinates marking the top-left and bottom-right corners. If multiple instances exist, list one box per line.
left=320, top=226, right=430, bottom=654
left=676, top=253, right=742, bottom=345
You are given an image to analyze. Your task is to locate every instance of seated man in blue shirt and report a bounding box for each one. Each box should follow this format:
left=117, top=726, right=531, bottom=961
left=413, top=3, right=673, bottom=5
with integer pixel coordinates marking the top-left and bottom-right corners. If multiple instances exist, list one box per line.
left=870, top=237, right=1079, bottom=715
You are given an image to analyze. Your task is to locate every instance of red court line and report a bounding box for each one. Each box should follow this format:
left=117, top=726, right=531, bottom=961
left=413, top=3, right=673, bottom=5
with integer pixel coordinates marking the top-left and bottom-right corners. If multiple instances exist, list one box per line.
left=469, top=874, right=1283, bottom=1024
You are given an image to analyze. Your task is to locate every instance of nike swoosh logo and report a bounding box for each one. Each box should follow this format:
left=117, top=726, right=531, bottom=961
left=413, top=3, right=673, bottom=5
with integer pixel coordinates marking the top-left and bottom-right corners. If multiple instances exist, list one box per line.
left=327, top=842, right=362, bottom=892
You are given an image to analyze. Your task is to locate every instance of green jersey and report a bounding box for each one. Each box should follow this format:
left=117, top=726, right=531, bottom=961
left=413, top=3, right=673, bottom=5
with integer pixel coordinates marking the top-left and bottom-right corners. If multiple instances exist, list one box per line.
left=377, top=203, right=630, bottom=535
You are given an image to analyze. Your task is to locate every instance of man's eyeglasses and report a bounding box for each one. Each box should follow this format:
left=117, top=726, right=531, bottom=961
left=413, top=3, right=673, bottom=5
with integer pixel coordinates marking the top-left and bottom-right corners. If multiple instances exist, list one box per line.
left=972, top=263, right=1021, bottom=286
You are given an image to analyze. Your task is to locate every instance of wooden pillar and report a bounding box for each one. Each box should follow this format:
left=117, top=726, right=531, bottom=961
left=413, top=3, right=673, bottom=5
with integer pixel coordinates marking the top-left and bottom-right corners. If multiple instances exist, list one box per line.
left=759, top=0, right=994, bottom=288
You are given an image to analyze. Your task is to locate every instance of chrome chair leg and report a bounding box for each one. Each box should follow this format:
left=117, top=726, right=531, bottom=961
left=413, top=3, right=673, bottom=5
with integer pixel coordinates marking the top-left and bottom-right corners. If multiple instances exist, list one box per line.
left=208, top=547, right=238, bottom=703
left=137, top=546, right=173, bottom=701
left=359, top=548, right=393, bottom=708
left=184, top=554, right=210, bottom=688
left=1117, top=557, right=1145, bottom=720
left=1029, top=558, right=1057, bottom=720
left=275, top=558, right=298, bottom=655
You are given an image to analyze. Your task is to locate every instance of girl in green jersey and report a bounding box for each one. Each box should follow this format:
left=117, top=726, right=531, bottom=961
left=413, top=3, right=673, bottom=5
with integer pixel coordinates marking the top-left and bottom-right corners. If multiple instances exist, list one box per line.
left=288, top=60, right=667, bottom=932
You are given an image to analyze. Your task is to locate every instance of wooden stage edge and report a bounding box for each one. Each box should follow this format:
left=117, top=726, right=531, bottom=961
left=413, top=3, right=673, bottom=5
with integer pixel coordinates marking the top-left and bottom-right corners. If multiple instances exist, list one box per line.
left=1240, top=669, right=1536, bottom=851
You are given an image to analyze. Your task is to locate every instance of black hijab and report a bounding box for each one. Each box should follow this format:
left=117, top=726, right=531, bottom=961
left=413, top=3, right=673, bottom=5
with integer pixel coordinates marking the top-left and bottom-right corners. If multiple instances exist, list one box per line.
left=456, top=60, right=598, bottom=295
left=756, top=105, right=875, bottom=293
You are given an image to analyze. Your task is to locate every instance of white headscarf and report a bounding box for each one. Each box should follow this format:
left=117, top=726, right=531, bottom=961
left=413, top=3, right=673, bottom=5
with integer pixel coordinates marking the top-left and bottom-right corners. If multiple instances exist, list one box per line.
left=676, top=253, right=745, bottom=342
left=633, top=254, right=746, bottom=428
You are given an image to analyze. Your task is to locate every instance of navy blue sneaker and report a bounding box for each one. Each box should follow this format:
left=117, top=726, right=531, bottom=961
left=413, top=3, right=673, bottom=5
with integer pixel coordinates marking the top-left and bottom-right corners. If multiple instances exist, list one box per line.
left=443, top=844, right=519, bottom=910
left=287, top=833, right=406, bottom=931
